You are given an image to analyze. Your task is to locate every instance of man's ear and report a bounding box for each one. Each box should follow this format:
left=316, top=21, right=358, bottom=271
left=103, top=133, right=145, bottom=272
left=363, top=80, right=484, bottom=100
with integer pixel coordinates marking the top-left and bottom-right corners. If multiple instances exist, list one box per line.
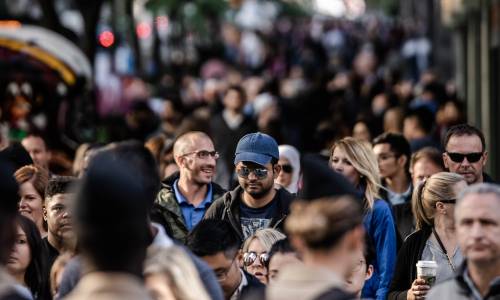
left=43, top=203, right=48, bottom=221
left=365, top=265, right=374, bottom=280
left=398, top=155, right=408, bottom=168
left=482, top=151, right=488, bottom=166
left=442, top=153, right=450, bottom=169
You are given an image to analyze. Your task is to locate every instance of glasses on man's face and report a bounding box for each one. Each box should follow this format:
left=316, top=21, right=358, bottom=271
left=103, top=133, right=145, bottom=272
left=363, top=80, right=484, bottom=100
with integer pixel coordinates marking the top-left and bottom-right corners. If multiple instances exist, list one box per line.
left=243, top=251, right=269, bottom=267
left=446, top=152, right=483, bottom=163
left=279, top=164, right=293, bottom=174
left=182, top=150, right=219, bottom=160
left=236, top=166, right=269, bottom=179
left=214, top=256, right=237, bottom=282
left=352, top=259, right=367, bottom=273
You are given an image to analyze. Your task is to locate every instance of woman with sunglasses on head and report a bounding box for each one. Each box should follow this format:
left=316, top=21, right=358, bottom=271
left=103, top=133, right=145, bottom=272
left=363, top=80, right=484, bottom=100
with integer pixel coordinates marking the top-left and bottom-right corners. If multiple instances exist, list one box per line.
left=329, top=137, right=397, bottom=300
left=241, top=228, right=286, bottom=284
left=388, top=172, right=467, bottom=300
left=6, top=215, right=50, bottom=300
left=275, top=145, right=301, bottom=194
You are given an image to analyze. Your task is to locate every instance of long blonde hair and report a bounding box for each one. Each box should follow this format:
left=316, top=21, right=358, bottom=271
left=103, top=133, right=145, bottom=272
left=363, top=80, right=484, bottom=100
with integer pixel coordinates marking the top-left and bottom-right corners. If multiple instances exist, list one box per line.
left=412, top=172, right=464, bottom=230
left=144, top=246, right=210, bottom=300
left=330, top=137, right=381, bottom=210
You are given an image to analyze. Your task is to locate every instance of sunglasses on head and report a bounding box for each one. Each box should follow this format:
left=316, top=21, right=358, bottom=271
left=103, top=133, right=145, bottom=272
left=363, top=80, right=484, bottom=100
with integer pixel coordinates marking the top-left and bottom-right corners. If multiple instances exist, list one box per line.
left=237, top=167, right=268, bottom=179
left=439, top=199, right=456, bottom=204
left=280, top=164, right=293, bottom=174
left=446, top=152, right=483, bottom=163
left=243, top=251, right=269, bottom=267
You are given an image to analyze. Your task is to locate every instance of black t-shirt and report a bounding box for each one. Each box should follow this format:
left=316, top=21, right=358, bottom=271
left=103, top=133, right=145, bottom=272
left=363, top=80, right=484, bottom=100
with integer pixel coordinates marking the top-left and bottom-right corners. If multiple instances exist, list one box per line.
left=42, top=237, right=60, bottom=279
left=239, top=193, right=278, bottom=240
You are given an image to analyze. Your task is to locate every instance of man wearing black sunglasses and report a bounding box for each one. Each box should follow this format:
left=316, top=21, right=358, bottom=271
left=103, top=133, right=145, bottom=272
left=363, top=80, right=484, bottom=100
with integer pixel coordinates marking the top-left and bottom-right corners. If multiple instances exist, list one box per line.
left=205, top=132, right=295, bottom=242
left=442, top=124, right=495, bottom=185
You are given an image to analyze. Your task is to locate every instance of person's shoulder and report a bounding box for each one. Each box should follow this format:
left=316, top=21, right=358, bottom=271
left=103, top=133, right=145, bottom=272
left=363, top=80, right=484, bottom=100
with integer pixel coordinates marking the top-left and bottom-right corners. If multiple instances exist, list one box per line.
left=277, top=187, right=295, bottom=203
left=210, top=181, right=227, bottom=198
left=373, top=198, right=393, bottom=213
left=314, top=287, right=356, bottom=300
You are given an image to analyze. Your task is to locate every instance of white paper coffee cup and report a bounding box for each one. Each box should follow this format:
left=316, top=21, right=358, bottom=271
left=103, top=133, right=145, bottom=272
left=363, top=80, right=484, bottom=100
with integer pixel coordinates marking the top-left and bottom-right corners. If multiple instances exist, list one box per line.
left=416, top=260, right=438, bottom=286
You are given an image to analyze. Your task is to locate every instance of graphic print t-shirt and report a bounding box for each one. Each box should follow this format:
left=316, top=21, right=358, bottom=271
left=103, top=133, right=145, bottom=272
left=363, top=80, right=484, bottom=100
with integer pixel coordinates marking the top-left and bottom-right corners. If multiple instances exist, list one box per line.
left=239, top=196, right=278, bottom=240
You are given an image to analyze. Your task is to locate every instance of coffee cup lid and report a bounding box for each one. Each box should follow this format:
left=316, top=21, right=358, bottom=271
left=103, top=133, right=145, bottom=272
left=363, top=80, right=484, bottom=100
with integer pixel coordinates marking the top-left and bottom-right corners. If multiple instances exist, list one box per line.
left=416, top=260, right=437, bottom=268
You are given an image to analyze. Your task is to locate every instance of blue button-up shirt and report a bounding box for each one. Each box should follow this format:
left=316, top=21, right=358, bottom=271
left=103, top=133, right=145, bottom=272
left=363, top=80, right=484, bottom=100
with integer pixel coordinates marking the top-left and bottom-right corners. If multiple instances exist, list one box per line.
left=173, top=179, right=213, bottom=230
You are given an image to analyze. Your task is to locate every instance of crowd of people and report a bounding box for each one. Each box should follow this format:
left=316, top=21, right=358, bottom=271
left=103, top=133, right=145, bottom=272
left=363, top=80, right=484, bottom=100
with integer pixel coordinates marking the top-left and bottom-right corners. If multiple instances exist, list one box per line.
left=0, top=9, right=498, bottom=300
left=0, top=121, right=499, bottom=300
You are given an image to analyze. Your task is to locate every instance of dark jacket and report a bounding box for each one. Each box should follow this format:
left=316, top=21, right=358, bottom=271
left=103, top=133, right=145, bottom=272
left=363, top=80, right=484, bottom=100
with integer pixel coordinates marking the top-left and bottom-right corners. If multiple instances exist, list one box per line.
left=240, top=270, right=265, bottom=299
left=204, top=186, right=294, bottom=241
left=152, top=172, right=226, bottom=243
left=379, top=183, right=415, bottom=244
left=314, top=288, right=356, bottom=300
left=484, top=173, right=497, bottom=184
left=427, top=263, right=500, bottom=300
left=388, top=227, right=432, bottom=300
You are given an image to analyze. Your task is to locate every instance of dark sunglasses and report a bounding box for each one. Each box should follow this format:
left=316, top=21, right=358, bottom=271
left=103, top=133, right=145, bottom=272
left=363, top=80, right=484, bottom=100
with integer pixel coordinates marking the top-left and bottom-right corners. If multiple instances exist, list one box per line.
left=237, top=167, right=268, bottom=179
left=243, top=252, right=269, bottom=267
left=446, top=152, right=483, bottom=163
left=182, top=150, right=219, bottom=160
left=439, top=199, right=456, bottom=204
left=280, top=164, right=293, bottom=174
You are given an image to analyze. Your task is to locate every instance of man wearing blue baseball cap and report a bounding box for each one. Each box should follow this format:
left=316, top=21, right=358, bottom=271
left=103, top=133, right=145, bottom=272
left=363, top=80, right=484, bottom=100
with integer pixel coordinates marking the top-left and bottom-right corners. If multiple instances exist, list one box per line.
left=204, top=132, right=295, bottom=241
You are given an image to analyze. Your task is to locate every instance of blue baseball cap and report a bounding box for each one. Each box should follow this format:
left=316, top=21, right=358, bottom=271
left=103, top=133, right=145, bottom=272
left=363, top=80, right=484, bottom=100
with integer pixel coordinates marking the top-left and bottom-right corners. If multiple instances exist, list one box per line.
left=234, top=132, right=279, bottom=166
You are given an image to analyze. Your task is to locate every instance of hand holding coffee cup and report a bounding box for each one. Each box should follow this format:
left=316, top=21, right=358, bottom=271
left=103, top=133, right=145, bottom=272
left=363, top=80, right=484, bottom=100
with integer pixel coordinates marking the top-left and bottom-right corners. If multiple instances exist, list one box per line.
left=407, top=278, right=430, bottom=300
left=407, top=261, right=437, bottom=300
left=416, top=260, right=437, bottom=286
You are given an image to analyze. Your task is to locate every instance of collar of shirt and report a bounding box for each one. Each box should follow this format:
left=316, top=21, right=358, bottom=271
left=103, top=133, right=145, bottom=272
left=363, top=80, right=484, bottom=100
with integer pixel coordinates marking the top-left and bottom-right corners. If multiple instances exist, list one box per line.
left=463, top=266, right=500, bottom=300
left=230, top=269, right=248, bottom=300
left=173, top=179, right=213, bottom=208
left=222, top=110, right=244, bottom=130
left=387, top=183, right=412, bottom=205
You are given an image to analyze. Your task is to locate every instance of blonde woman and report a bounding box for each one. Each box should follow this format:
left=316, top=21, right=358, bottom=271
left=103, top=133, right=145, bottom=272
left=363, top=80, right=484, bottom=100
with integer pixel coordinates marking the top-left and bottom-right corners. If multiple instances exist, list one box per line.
left=329, top=137, right=397, bottom=300
left=144, top=246, right=210, bottom=300
left=388, top=172, right=467, bottom=300
left=241, top=228, right=286, bottom=284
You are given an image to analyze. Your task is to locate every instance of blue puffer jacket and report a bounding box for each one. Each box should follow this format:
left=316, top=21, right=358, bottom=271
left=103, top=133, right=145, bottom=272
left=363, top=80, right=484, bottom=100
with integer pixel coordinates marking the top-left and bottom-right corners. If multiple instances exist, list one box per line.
left=362, top=198, right=397, bottom=300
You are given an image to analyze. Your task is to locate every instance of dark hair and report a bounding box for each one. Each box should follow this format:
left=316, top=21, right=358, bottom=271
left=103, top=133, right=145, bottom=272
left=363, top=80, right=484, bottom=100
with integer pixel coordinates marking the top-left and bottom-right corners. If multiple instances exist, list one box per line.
left=0, top=142, right=33, bottom=170
left=226, top=85, right=246, bottom=103
left=373, top=132, right=411, bottom=175
left=99, top=140, right=160, bottom=211
left=187, top=219, right=241, bottom=259
left=267, top=238, right=296, bottom=266
left=405, top=107, right=435, bottom=134
left=75, top=148, right=151, bottom=275
left=16, top=215, right=50, bottom=299
left=0, top=159, right=19, bottom=264
left=410, top=147, right=445, bottom=173
left=23, top=132, right=50, bottom=150
left=443, top=124, right=486, bottom=152
left=45, top=176, right=77, bottom=200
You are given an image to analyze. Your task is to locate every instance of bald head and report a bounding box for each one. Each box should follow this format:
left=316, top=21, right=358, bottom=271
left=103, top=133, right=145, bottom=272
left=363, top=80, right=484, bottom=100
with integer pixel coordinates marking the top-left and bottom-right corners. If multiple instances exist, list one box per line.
left=173, top=131, right=217, bottom=185
left=173, top=131, right=213, bottom=159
